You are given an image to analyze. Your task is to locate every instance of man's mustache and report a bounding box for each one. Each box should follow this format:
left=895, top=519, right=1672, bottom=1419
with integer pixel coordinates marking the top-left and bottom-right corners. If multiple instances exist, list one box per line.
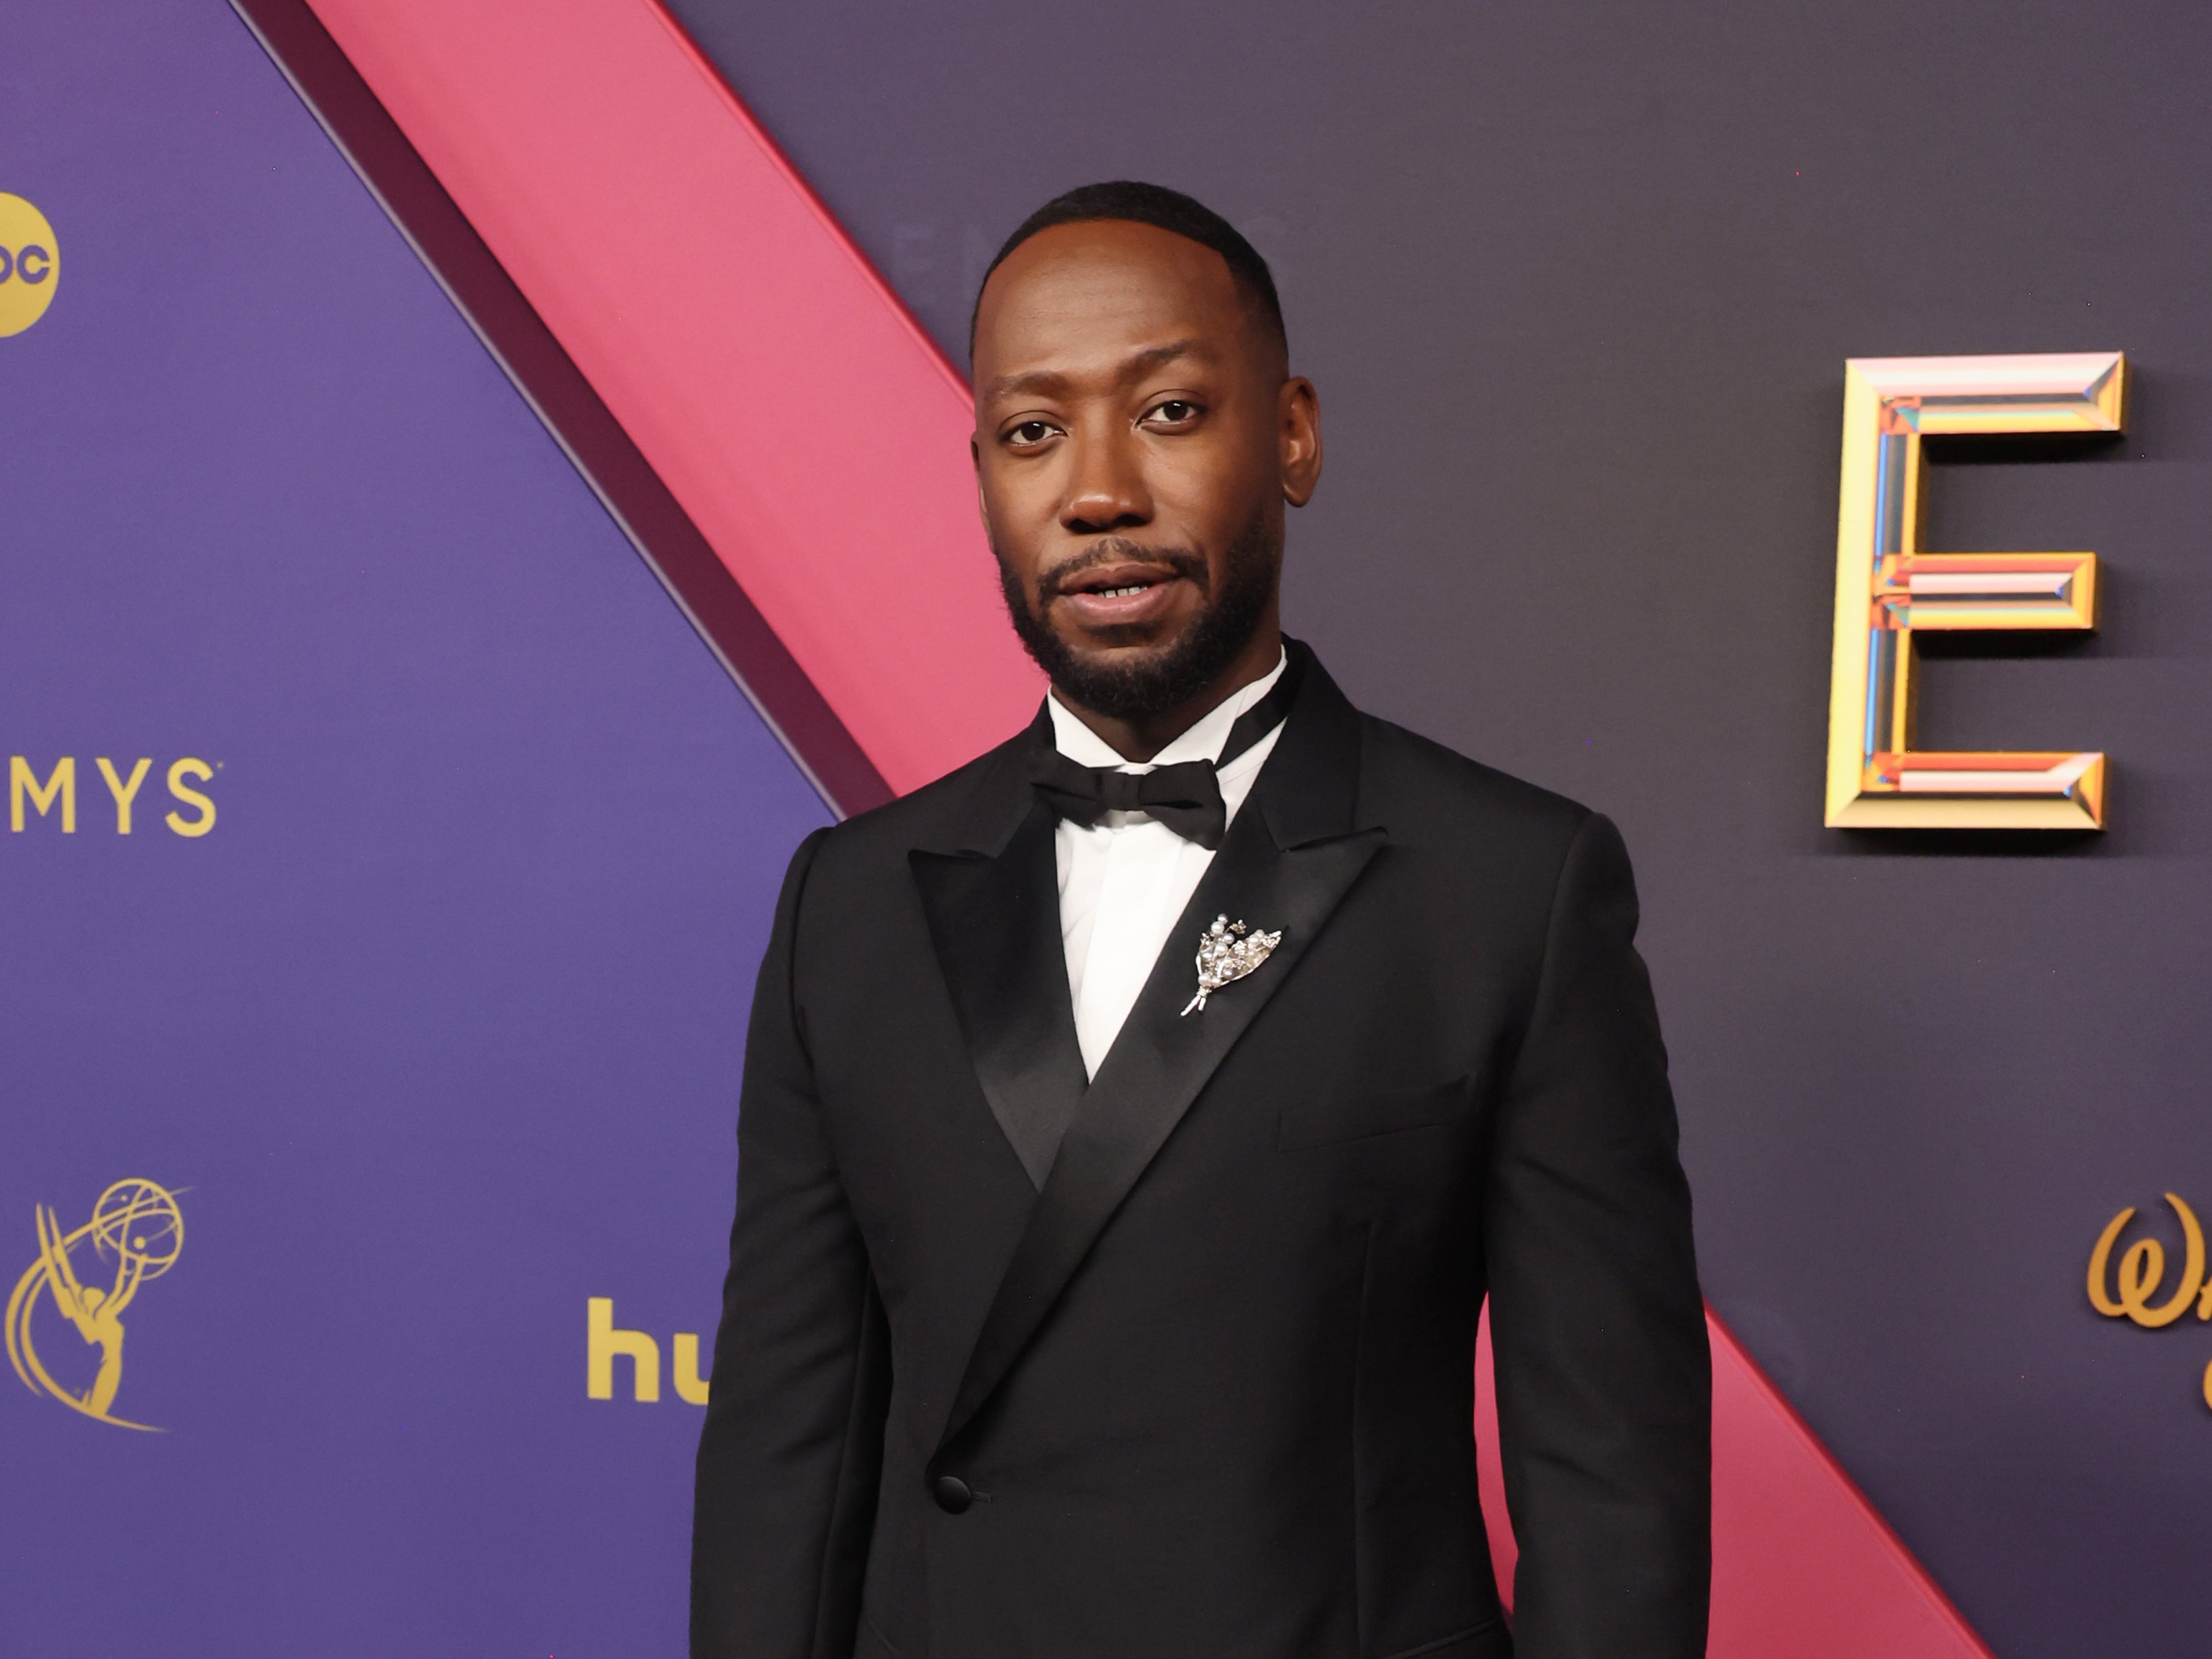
left=1035, top=539, right=1210, bottom=603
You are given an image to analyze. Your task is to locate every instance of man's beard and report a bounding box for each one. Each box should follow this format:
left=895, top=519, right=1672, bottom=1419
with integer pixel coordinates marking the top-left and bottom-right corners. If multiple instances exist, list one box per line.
left=996, top=512, right=1279, bottom=722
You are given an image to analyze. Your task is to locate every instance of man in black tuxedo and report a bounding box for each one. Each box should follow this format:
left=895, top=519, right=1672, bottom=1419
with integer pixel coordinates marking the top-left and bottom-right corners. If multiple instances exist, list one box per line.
left=693, top=181, right=1709, bottom=1659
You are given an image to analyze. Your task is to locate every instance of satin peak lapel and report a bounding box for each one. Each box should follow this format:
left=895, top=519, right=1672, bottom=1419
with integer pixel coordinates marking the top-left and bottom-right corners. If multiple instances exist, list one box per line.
left=935, top=656, right=1383, bottom=1458
left=911, top=775, right=1089, bottom=1192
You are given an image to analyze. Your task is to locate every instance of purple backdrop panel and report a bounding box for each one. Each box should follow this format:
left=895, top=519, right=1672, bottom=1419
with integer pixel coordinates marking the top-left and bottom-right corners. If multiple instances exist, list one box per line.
left=0, top=2, right=827, bottom=1654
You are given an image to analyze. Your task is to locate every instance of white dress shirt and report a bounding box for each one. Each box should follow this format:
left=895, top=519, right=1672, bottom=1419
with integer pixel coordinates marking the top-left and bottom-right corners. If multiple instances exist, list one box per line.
left=1047, top=650, right=1290, bottom=1079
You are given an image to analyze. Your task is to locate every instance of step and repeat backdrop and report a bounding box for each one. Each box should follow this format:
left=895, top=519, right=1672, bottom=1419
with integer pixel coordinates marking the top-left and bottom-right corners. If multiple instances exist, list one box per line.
left=0, top=2, right=828, bottom=1652
left=6, top=2, right=2212, bottom=1657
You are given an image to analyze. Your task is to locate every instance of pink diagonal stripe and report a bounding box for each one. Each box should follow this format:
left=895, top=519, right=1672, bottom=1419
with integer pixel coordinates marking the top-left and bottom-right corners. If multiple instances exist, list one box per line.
left=305, top=0, right=1041, bottom=796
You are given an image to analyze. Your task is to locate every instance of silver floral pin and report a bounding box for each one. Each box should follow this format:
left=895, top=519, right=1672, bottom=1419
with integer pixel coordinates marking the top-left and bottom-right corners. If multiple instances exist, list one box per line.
left=1179, top=914, right=1283, bottom=1016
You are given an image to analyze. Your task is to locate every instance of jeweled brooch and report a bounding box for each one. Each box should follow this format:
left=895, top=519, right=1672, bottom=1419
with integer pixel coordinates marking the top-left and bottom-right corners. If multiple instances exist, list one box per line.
left=1179, top=914, right=1283, bottom=1016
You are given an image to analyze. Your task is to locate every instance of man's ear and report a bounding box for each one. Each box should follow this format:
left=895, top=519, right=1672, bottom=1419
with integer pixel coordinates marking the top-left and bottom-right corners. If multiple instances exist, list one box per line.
left=1279, top=376, right=1323, bottom=508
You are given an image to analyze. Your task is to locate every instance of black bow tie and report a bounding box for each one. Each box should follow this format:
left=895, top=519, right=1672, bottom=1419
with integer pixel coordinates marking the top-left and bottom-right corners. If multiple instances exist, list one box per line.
left=1027, top=752, right=1233, bottom=847
left=1026, top=645, right=1305, bottom=849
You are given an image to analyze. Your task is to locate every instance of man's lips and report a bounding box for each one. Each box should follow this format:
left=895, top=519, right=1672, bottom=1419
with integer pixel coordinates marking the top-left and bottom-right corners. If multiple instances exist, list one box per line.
left=1048, top=562, right=1190, bottom=628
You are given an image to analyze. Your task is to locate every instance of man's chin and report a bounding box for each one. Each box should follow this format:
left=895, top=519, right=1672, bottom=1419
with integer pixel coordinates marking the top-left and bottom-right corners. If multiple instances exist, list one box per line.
left=1054, top=624, right=1181, bottom=663
left=1035, top=633, right=1219, bottom=724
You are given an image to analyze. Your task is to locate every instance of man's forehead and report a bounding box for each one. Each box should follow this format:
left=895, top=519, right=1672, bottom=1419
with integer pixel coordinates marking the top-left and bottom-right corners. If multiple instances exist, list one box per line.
left=974, top=220, right=1250, bottom=376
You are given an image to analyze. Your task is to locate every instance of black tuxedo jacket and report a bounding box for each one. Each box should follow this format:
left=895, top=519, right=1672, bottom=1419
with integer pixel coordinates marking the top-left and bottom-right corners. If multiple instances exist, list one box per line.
left=693, top=649, right=1710, bottom=1659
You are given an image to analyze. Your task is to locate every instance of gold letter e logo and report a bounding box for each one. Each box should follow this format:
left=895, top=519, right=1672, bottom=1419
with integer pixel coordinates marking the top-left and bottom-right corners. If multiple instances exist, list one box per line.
left=1823, top=352, right=2122, bottom=830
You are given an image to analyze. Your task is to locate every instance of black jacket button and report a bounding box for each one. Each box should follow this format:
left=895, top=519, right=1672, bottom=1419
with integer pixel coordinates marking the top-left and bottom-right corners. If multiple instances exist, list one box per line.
left=931, top=1475, right=973, bottom=1514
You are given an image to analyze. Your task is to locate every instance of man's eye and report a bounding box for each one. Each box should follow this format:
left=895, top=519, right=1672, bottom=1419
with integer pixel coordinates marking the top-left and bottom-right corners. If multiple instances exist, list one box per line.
left=1006, top=420, right=1057, bottom=447
left=1146, top=400, right=1200, bottom=426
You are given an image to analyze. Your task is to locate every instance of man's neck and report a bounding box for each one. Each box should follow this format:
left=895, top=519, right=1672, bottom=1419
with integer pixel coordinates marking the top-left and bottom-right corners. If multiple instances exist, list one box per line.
left=1052, top=624, right=1284, bottom=764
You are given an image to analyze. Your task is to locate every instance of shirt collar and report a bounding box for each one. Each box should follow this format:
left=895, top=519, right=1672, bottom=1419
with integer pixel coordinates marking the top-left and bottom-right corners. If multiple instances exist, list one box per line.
left=1046, top=648, right=1291, bottom=772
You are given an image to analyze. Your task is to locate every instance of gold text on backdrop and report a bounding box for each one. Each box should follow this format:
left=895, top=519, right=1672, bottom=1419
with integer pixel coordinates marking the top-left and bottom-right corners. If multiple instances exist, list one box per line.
left=1824, top=352, right=2123, bottom=829
left=585, top=1297, right=711, bottom=1405
left=7, top=757, right=218, bottom=836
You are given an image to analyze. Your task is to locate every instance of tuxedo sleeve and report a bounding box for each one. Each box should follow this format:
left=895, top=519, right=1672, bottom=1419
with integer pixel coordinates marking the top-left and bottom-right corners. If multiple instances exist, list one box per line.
left=1483, top=810, right=1711, bottom=1658
left=692, top=827, right=890, bottom=1659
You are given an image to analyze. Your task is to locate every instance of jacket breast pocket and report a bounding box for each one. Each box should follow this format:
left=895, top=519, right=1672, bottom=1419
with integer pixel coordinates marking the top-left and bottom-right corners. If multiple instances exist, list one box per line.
left=1277, top=1074, right=1475, bottom=1152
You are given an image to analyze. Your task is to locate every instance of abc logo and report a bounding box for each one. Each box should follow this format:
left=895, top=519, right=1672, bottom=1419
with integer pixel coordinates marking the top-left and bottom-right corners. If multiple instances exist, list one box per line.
left=0, top=194, right=59, bottom=337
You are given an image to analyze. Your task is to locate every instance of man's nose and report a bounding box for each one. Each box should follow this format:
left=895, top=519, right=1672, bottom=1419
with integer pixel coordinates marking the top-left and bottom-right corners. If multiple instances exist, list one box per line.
left=1060, top=424, right=1152, bottom=535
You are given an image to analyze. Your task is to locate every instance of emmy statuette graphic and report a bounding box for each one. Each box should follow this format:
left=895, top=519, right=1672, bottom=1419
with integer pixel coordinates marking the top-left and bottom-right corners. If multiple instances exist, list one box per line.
left=6, top=1179, right=186, bottom=1431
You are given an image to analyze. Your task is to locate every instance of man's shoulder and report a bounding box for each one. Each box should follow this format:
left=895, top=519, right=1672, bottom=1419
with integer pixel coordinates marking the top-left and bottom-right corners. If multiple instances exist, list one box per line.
left=806, top=730, right=1027, bottom=866
left=1354, top=710, right=1597, bottom=853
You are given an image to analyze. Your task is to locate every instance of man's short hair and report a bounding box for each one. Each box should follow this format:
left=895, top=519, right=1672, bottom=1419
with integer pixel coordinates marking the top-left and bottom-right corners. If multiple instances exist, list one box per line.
left=968, top=180, right=1285, bottom=360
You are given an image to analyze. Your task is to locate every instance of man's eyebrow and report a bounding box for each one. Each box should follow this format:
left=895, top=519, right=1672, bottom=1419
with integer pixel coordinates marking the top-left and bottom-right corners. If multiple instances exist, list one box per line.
left=1123, top=339, right=1200, bottom=376
left=984, top=339, right=1204, bottom=401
